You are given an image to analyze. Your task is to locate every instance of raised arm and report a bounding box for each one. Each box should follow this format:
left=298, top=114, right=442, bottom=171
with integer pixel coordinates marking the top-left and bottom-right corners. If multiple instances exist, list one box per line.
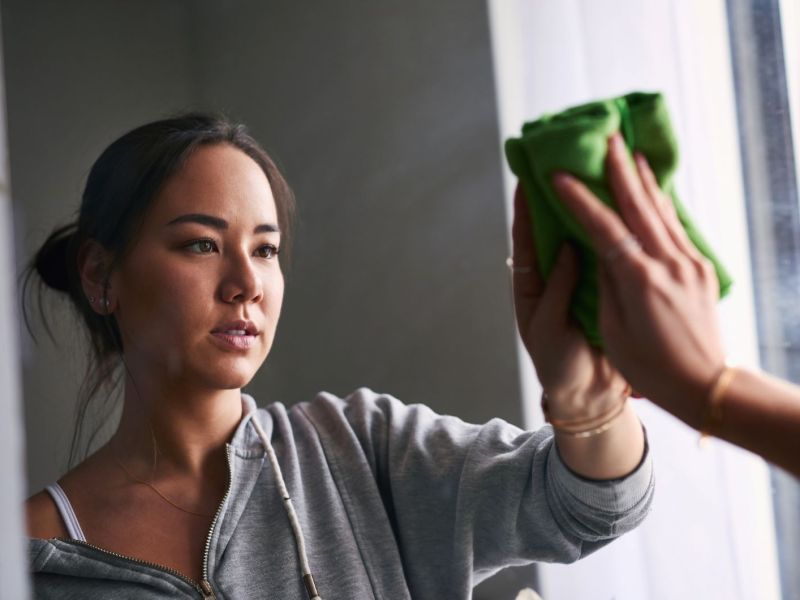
left=511, top=177, right=644, bottom=480
left=551, top=132, right=800, bottom=477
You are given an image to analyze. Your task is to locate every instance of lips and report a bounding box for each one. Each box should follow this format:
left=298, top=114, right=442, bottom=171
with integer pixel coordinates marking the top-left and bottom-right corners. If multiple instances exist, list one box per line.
left=211, top=320, right=259, bottom=351
left=212, top=319, right=258, bottom=335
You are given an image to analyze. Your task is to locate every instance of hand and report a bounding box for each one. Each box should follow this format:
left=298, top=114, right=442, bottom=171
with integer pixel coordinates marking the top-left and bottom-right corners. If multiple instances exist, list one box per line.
left=550, top=132, right=726, bottom=425
left=511, top=182, right=629, bottom=421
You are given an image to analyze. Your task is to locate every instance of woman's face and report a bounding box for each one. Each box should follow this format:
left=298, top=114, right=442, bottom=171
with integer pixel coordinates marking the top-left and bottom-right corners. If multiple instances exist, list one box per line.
left=110, top=143, right=285, bottom=391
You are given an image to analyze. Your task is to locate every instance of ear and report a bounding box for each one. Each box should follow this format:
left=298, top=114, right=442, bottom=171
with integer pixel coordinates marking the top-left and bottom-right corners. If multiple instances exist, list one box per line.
left=77, top=240, right=116, bottom=314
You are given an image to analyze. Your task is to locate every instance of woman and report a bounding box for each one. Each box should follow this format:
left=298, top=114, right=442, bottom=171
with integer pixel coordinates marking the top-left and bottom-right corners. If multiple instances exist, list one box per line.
left=25, top=114, right=653, bottom=599
left=551, top=131, right=800, bottom=478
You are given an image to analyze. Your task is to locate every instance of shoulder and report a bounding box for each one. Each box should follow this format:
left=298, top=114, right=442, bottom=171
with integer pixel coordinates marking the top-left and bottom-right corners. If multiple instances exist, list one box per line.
left=300, top=387, right=415, bottom=416
left=294, top=387, right=423, bottom=429
left=25, top=451, right=111, bottom=540
left=296, top=388, right=479, bottom=445
left=256, top=388, right=481, bottom=448
left=25, top=490, right=67, bottom=540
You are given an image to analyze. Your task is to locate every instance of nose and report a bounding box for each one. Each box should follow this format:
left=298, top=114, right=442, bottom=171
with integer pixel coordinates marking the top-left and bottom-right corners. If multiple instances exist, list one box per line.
left=219, top=250, right=264, bottom=304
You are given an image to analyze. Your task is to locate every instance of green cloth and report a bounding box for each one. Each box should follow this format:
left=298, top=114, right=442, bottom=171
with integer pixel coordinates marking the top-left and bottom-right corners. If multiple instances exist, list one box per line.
left=504, top=91, right=733, bottom=347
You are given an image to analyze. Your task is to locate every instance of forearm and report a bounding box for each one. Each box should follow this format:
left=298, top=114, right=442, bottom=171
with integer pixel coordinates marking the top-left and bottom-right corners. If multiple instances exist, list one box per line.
left=676, top=367, right=800, bottom=477
left=554, top=402, right=645, bottom=480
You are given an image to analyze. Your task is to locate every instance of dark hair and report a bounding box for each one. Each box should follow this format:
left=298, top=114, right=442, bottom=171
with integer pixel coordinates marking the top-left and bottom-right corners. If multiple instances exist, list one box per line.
left=22, top=112, right=295, bottom=465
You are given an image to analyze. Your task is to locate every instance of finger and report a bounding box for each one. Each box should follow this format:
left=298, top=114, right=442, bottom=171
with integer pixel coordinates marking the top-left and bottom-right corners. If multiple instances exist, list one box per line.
left=606, top=133, right=675, bottom=259
left=597, top=261, right=625, bottom=358
left=633, top=153, right=703, bottom=261
left=597, top=261, right=624, bottom=330
left=511, top=182, right=545, bottom=317
left=552, top=172, right=644, bottom=276
left=535, top=244, right=578, bottom=330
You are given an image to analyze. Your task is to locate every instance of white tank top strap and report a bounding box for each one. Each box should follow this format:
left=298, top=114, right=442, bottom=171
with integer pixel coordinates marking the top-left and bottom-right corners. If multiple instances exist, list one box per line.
left=45, top=482, right=87, bottom=542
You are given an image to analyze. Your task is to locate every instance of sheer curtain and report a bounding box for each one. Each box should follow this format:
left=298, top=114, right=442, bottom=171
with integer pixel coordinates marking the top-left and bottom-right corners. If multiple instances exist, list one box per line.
left=488, top=1, right=781, bottom=598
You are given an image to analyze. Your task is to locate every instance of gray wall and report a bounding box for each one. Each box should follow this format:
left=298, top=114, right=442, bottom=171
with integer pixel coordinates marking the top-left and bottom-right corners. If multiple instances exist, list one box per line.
left=5, top=1, right=528, bottom=594
left=187, top=1, right=520, bottom=422
left=3, top=0, right=195, bottom=493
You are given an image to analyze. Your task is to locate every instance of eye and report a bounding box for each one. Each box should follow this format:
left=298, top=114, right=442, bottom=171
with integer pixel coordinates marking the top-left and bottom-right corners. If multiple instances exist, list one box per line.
left=254, top=244, right=280, bottom=259
left=185, top=239, right=218, bottom=254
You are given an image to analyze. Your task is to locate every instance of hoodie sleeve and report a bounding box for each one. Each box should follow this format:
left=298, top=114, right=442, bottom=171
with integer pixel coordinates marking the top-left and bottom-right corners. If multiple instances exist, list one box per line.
left=325, top=388, right=653, bottom=587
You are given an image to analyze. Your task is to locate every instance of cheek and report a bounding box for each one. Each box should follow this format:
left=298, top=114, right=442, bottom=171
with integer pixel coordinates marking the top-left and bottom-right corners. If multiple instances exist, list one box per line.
left=267, top=271, right=285, bottom=318
left=115, top=259, right=212, bottom=338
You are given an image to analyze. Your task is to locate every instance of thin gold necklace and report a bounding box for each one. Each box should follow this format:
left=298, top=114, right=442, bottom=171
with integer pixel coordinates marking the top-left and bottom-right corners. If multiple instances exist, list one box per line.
left=113, top=434, right=215, bottom=519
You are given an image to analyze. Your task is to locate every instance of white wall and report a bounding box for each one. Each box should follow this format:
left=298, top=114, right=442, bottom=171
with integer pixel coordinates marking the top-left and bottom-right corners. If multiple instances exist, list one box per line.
left=0, top=7, right=30, bottom=597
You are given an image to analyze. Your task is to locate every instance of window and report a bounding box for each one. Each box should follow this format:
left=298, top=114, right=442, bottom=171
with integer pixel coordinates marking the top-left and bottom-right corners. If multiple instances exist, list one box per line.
left=488, top=0, right=793, bottom=597
left=727, top=0, right=800, bottom=596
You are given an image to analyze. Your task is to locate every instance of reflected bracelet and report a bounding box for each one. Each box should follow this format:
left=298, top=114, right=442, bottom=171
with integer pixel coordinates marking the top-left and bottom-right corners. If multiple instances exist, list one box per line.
left=699, top=361, right=738, bottom=444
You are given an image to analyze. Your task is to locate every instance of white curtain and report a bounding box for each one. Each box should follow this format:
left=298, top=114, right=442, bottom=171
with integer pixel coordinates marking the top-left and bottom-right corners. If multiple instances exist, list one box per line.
left=488, top=1, right=781, bottom=598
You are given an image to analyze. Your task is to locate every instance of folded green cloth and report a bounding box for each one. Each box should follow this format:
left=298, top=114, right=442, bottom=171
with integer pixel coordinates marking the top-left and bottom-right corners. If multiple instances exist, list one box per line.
left=504, top=91, right=732, bottom=347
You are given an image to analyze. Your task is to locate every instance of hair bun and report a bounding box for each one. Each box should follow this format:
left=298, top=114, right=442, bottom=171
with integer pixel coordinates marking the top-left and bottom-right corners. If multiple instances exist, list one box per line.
left=34, top=223, right=77, bottom=293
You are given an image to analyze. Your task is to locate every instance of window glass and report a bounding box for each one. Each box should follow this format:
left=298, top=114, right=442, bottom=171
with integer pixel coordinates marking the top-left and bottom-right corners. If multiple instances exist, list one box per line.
left=726, top=0, right=800, bottom=597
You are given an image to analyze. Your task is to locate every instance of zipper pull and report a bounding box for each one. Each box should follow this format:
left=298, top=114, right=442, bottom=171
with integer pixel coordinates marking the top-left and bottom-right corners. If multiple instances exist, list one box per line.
left=199, top=579, right=217, bottom=599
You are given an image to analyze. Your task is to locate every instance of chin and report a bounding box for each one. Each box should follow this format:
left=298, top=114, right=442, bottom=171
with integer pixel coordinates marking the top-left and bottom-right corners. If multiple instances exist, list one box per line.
left=173, top=342, right=270, bottom=390
left=200, top=365, right=260, bottom=391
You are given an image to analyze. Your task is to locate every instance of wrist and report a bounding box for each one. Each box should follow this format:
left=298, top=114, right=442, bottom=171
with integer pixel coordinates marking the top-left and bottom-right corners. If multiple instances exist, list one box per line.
left=541, top=380, right=632, bottom=423
left=657, top=361, right=734, bottom=431
left=542, top=382, right=632, bottom=438
left=697, top=361, right=740, bottom=440
left=553, top=402, right=646, bottom=479
left=550, top=398, right=630, bottom=438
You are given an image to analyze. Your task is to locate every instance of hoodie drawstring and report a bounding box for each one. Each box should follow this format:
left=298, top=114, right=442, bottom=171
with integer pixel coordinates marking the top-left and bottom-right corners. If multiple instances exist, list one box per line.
left=249, top=416, right=322, bottom=600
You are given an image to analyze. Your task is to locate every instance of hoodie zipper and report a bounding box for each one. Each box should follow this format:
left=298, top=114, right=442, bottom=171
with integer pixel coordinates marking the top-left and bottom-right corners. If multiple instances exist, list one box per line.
left=54, top=444, right=235, bottom=599
left=53, top=538, right=214, bottom=598
left=199, top=444, right=235, bottom=598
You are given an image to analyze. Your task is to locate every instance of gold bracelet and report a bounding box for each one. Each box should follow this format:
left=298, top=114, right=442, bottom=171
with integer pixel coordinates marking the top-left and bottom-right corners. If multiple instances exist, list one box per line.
left=541, top=384, right=631, bottom=438
left=551, top=399, right=630, bottom=438
left=698, top=361, right=737, bottom=444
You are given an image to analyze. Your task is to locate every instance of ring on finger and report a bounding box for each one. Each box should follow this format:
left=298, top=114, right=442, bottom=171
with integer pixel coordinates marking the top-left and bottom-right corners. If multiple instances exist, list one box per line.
left=506, top=257, right=534, bottom=274
left=603, top=233, right=642, bottom=262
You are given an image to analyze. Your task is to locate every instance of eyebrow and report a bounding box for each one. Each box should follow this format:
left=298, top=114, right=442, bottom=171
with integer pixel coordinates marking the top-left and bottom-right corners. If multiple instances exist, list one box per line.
left=166, top=213, right=280, bottom=234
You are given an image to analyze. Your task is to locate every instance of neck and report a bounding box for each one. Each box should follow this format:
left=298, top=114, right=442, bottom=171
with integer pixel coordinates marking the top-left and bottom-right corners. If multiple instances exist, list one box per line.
left=111, top=374, right=244, bottom=482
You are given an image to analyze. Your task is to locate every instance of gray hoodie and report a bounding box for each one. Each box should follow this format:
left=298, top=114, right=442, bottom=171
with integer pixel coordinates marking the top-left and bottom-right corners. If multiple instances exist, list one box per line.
left=29, top=389, right=654, bottom=599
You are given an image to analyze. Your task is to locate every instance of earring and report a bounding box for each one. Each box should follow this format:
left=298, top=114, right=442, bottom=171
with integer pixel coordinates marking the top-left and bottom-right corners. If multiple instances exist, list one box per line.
left=88, top=295, right=96, bottom=305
